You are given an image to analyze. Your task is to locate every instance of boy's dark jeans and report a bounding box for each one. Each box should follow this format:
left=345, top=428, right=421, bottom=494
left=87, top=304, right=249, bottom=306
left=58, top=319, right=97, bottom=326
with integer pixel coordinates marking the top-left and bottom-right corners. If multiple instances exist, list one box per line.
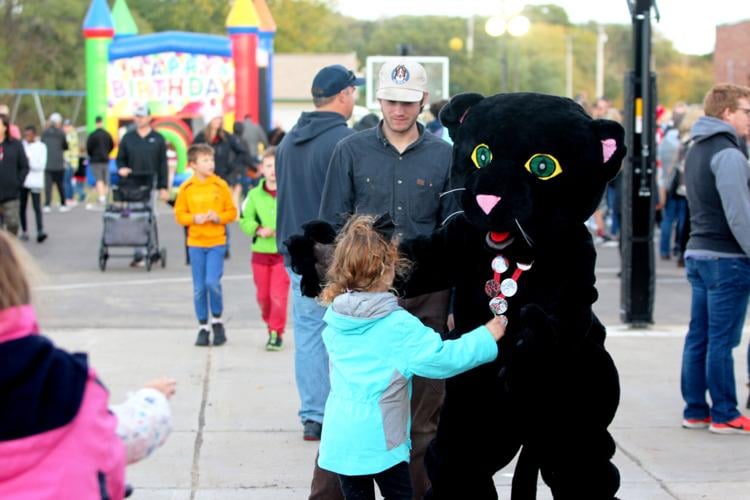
left=338, top=461, right=412, bottom=500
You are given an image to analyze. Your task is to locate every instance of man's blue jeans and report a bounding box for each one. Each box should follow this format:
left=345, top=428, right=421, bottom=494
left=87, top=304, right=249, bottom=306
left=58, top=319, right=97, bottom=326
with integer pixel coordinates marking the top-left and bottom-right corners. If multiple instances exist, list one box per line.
left=189, top=245, right=226, bottom=322
left=682, top=257, right=750, bottom=423
left=287, top=268, right=329, bottom=425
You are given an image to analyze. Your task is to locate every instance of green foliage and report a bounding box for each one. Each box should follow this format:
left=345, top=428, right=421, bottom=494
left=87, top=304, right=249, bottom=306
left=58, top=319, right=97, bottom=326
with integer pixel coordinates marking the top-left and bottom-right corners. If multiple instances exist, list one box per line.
left=521, top=4, right=570, bottom=26
left=128, top=0, right=229, bottom=34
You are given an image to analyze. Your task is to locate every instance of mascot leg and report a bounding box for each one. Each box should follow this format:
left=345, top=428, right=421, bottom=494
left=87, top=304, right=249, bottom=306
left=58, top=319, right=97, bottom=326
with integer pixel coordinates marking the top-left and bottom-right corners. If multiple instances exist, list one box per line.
left=424, top=375, right=521, bottom=500
left=537, top=342, right=621, bottom=499
left=510, top=445, right=539, bottom=500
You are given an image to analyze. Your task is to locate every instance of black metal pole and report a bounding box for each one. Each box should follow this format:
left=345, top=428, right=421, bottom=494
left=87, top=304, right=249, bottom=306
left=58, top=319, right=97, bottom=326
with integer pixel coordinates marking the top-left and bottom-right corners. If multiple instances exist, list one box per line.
left=620, top=0, right=657, bottom=326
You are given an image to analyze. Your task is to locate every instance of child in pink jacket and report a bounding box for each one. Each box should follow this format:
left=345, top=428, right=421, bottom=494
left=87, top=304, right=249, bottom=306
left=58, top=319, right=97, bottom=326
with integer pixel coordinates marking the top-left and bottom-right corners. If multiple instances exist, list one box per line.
left=0, top=231, right=174, bottom=499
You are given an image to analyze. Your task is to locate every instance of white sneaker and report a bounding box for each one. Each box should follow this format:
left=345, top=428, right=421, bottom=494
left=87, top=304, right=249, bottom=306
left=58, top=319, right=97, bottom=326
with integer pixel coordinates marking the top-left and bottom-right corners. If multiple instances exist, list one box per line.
left=58, top=205, right=71, bottom=213
left=85, top=202, right=104, bottom=211
left=42, top=206, right=51, bottom=213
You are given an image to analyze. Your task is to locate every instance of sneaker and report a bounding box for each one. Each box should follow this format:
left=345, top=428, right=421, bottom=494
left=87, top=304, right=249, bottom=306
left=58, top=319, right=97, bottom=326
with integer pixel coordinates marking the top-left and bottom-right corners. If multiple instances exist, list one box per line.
left=195, top=328, right=210, bottom=347
left=303, top=420, right=322, bottom=441
left=58, top=205, right=71, bottom=213
left=19, top=232, right=29, bottom=242
left=709, top=415, right=750, bottom=435
left=86, top=202, right=104, bottom=211
left=746, top=383, right=750, bottom=410
left=266, top=331, right=283, bottom=351
left=682, top=417, right=711, bottom=429
left=212, top=322, right=227, bottom=346
left=42, top=206, right=51, bottom=213
left=36, top=233, right=48, bottom=243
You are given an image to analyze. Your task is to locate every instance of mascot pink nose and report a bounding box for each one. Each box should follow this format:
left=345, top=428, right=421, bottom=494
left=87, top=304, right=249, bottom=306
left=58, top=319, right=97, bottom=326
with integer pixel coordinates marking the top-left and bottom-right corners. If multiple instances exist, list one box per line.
left=476, top=194, right=501, bottom=215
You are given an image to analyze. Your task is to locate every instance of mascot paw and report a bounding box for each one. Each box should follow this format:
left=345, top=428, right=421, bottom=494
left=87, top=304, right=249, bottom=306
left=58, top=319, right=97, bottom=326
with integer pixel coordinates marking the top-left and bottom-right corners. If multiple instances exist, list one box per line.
left=302, top=220, right=337, bottom=245
left=284, top=220, right=337, bottom=298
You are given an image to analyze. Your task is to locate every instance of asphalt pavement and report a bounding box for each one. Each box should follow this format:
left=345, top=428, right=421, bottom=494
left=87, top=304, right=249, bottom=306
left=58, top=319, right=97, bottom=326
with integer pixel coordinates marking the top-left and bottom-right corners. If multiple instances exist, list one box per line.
left=21, top=203, right=750, bottom=499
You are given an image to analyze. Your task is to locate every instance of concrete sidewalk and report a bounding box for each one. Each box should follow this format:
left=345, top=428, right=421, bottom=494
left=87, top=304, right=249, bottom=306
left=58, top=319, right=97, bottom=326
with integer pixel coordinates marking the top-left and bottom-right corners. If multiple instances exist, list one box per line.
left=26, top=207, right=750, bottom=499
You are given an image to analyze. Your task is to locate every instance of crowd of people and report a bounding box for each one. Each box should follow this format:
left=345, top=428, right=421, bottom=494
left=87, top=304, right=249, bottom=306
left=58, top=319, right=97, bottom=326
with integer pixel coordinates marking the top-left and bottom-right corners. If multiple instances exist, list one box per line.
left=2, top=55, right=750, bottom=499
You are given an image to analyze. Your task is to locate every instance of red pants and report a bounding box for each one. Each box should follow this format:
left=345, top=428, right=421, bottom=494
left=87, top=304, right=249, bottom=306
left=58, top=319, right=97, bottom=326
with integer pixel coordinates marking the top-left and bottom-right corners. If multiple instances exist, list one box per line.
left=251, top=260, right=290, bottom=334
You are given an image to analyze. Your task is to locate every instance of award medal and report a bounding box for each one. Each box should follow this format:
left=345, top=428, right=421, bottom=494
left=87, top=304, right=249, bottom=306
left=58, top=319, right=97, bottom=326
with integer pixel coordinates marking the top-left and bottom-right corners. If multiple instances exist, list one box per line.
left=485, top=255, right=532, bottom=317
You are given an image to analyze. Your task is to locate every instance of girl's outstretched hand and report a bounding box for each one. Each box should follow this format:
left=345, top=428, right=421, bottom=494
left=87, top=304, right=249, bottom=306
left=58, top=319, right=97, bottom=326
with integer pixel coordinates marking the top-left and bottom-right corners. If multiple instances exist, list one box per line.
left=485, top=316, right=508, bottom=341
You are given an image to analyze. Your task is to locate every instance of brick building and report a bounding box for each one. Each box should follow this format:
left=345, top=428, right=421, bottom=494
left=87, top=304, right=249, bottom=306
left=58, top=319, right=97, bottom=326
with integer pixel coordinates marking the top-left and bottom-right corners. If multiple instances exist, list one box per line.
left=714, top=20, right=750, bottom=85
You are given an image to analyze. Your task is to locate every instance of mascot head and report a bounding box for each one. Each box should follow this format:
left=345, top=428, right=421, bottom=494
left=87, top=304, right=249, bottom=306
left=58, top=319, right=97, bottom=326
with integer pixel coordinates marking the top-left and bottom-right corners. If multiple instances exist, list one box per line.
left=440, top=92, right=626, bottom=256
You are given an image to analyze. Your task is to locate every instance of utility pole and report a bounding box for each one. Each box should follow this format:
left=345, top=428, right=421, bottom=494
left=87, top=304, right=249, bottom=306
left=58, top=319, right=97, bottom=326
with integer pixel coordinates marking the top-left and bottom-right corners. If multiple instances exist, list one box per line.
left=565, top=34, right=573, bottom=98
left=596, top=25, right=608, bottom=98
left=467, top=15, right=475, bottom=59
left=621, top=0, right=660, bottom=326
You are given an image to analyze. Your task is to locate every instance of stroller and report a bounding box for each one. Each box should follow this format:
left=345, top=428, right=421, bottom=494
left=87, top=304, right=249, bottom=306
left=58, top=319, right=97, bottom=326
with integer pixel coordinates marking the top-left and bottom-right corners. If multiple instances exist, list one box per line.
left=98, top=184, right=166, bottom=271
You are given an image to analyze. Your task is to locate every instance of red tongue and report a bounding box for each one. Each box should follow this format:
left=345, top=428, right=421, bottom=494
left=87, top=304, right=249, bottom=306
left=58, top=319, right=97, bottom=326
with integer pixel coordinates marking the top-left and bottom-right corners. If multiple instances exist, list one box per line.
left=490, top=231, right=511, bottom=243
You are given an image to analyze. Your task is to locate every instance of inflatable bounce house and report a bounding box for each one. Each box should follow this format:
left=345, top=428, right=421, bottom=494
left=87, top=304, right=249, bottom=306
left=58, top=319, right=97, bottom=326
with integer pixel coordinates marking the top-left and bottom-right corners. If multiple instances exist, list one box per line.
left=82, top=0, right=276, bottom=183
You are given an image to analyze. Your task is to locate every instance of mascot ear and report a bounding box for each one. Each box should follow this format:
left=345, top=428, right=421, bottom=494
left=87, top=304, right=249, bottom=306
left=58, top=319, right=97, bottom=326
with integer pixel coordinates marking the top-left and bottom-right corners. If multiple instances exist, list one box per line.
left=439, top=93, right=484, bottom=141
left=591, top=119, right=627, bottom=181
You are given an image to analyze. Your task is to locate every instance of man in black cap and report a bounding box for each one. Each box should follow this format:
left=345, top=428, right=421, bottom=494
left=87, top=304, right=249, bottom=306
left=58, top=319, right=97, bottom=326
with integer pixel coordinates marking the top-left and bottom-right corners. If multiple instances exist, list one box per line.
left=275, top=65, right=363, bottom=446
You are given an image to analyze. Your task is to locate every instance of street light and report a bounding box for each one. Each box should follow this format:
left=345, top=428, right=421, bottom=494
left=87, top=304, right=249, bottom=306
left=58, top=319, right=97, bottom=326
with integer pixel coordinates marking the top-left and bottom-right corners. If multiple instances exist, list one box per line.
left=485, top=4, right=530, bottom=93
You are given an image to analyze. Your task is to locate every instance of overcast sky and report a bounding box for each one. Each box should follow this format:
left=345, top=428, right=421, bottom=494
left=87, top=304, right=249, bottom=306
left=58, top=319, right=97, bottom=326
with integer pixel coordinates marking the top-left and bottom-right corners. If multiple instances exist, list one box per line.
left=332, top=0, right=750, bottom=55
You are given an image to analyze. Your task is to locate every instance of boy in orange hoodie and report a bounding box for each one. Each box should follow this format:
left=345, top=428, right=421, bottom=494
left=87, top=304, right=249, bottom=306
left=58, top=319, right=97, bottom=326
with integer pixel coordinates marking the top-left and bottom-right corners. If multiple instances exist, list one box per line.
left=175, top=144, right=237, bottom=346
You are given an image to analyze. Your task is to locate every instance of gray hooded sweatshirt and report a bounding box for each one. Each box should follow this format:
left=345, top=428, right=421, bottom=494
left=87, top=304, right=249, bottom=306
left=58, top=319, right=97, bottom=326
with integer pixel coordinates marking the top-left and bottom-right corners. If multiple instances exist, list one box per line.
left=685, top=116, right=750, bottom=258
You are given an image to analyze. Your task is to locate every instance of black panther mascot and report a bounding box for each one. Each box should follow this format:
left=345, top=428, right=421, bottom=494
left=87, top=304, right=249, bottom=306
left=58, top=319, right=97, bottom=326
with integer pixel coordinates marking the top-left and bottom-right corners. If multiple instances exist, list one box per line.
left=289, top=92, right=626, bottom=499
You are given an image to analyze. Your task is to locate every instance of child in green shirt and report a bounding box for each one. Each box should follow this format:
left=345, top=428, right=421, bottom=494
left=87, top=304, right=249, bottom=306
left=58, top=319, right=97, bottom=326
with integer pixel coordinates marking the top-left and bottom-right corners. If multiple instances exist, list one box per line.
left=239, top=147, right=289, bottom=351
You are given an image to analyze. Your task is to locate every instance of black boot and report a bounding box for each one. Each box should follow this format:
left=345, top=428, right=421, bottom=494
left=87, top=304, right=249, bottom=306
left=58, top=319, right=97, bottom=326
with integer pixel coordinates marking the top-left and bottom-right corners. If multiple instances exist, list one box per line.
left=212, top=322, right=227, bottom=346
left=195, top=328, right=210, bottom=346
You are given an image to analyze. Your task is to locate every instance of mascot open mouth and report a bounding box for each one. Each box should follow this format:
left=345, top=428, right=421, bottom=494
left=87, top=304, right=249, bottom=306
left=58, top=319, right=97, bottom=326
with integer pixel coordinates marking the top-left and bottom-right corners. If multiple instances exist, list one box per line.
left=486, top=231, right=515, bottom=250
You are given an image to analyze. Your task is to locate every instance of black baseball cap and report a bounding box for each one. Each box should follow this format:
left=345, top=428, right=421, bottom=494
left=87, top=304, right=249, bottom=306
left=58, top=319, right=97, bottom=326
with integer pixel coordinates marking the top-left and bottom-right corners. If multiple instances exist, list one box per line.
left=311, top=65, right=365, bottom=99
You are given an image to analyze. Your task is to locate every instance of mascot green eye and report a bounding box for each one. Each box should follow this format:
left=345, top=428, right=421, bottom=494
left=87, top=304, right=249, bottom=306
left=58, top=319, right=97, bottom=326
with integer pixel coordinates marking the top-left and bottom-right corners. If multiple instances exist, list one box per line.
left=471, top=144, right=493, bottom=169
left=524, top=153, right=562, bottom=180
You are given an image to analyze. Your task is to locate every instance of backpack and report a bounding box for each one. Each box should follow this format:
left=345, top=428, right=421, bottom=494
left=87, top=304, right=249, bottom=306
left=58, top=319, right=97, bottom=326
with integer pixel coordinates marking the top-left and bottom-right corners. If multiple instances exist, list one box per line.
left=667, top=139, right=692, bottom=198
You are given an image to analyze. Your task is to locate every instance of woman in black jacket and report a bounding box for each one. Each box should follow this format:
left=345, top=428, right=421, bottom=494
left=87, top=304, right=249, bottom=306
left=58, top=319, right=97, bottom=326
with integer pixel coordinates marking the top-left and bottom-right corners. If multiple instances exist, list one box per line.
left=0, top=114, right=29, bottom=235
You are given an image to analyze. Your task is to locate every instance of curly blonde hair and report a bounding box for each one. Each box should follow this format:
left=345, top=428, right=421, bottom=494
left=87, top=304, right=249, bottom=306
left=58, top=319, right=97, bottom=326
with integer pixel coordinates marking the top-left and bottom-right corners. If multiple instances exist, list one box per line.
left=0, top=231, right=32, bottom=310
left=319, top=215, right=411, bottom=304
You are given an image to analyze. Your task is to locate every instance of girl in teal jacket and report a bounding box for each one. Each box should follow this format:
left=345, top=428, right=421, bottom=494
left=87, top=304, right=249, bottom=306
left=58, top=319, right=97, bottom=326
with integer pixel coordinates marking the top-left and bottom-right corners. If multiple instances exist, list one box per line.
left=239, top=147, right=289, bottom=350
left=317, top=214, right=507, bottom=499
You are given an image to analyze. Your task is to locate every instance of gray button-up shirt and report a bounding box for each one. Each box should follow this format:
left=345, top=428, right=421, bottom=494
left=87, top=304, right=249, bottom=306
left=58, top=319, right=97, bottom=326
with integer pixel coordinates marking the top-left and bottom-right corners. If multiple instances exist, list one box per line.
left=319, top=122, right=458, bottom=240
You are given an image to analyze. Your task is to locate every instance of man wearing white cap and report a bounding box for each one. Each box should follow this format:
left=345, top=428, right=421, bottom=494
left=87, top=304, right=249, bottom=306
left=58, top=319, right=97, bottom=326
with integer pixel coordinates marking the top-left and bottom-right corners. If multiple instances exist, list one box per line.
left=317, top=59, right=458, bottom=499
left=116, top=105, right=169, bottom=266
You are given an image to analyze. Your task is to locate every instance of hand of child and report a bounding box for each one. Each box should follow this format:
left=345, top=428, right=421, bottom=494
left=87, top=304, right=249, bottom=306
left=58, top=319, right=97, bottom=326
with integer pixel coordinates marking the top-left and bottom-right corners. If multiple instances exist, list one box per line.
left=257, top=227, right=275, bottom=238
left=143, top=378, right=177, bottom=399
left=194, top=213, right=207, bottom=224
left=485, top=315, right=508, bottom=341
left=206, top=210, right=220, bottom=223
left=118, top=167, right=132, bottom=177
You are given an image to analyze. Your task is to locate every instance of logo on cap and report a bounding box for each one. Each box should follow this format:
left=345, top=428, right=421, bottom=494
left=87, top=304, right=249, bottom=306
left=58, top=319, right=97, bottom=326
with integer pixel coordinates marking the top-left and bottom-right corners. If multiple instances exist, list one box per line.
left=391, top=65, right=410, bottom=85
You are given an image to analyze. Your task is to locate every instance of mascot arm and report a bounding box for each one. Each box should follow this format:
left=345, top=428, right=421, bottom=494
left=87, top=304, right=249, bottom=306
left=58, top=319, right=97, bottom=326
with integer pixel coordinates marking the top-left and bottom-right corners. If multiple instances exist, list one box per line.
left=395, top=215, right=473, bottom=297
left=518, top=263, right=599, bottom=350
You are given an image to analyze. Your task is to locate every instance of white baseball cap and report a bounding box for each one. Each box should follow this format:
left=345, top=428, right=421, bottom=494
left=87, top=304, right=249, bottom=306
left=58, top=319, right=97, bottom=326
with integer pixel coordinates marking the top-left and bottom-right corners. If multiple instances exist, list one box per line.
left=376, top=60, right=428, bottom=103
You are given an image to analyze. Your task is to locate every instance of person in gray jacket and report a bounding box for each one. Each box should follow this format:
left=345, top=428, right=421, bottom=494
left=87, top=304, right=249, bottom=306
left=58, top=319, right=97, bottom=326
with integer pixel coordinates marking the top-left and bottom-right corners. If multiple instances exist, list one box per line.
left=275, top=64, right=363, bottom=444
left=317, top=59, right=459, bottom=500
left=681, top=83, right=750, bottom=435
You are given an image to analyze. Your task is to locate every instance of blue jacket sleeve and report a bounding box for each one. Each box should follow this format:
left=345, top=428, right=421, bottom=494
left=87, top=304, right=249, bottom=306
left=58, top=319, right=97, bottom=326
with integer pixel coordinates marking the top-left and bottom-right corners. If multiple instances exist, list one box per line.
left=399, top=314, right=498, bottom=379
